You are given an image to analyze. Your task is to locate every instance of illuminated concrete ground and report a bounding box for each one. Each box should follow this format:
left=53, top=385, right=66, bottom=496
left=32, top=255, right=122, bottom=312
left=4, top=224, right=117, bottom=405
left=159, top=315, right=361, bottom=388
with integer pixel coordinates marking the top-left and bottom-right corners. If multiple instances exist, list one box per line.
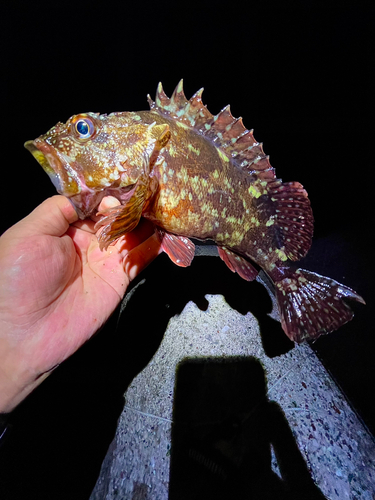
left=90, top=266, right=375, bottom=500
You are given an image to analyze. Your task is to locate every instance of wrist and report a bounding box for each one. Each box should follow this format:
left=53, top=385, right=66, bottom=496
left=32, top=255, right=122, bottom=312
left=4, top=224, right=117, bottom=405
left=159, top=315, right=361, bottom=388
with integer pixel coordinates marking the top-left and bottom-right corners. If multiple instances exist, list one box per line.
left=0, top=343, right=40, bottom=413
left=0, top=364, right=24, bottom=413
left=0, top=368, right=45, bottom=413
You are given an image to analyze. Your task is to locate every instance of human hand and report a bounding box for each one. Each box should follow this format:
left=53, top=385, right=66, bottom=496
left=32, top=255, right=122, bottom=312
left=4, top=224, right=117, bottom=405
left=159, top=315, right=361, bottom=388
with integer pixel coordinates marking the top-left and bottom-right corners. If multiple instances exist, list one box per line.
left=0, top=195, right=161, bottom=412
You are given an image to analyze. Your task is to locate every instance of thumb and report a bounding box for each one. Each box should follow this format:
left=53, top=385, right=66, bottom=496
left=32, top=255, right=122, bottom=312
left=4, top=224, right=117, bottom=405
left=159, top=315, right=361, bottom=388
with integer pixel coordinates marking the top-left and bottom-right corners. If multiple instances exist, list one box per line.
left=16, top=196, right=79, bottom=238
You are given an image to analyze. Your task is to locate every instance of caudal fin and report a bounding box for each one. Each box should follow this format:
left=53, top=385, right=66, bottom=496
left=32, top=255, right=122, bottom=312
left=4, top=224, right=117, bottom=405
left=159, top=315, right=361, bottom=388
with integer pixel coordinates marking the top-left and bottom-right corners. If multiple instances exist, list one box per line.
left=274, top=269, right=365, bottom=343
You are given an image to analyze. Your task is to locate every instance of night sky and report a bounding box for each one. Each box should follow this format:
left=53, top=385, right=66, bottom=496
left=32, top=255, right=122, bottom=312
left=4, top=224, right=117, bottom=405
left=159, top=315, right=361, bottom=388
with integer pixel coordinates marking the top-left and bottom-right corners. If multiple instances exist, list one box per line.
left=2, top=1, right=374, bottom=498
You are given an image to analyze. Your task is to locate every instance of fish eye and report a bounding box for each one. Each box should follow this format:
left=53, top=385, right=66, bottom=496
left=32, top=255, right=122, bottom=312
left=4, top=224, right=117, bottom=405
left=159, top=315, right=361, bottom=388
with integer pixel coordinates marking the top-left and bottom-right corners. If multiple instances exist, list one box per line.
left=72, top=115, right=96, bottom=140
left=76, top=120, right=89, bottom=136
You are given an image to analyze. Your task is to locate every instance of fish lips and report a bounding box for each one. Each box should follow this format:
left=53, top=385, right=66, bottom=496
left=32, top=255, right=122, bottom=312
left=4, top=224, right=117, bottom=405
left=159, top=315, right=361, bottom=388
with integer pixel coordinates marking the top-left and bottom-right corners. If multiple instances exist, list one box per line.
left=25, top=139, right=65, bottom=192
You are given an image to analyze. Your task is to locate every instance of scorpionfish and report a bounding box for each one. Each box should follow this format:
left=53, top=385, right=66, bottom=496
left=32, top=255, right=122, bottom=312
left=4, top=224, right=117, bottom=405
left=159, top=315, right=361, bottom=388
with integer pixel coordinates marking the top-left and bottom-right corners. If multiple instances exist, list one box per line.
left=25, top=80, right=364, bottom=343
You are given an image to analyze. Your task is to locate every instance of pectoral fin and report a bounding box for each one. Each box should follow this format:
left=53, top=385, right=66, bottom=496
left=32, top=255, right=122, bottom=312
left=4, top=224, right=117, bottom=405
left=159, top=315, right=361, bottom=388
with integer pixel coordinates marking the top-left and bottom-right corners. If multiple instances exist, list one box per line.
left=95, top=182, right=147, bottom=250
left=156, top=228, right=195, bottom=267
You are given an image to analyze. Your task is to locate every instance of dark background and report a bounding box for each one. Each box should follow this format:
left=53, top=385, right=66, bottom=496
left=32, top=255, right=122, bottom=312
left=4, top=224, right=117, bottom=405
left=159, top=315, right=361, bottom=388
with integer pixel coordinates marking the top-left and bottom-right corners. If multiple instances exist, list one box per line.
left=1, top=0, right=374, bottom=498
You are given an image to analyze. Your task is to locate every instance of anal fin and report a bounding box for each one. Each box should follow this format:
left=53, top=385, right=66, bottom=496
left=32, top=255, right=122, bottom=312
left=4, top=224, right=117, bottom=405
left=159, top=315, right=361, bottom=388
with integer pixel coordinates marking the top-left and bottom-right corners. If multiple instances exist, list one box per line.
left=156, top=228, right=195, bottom=267
left=218, top=247, right=258, bottom=281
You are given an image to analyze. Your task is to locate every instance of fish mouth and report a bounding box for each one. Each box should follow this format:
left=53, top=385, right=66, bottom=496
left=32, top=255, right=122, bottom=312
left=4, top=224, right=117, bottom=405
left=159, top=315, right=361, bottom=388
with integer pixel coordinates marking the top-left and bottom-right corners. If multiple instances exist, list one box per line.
left=25, top=139, right=99, bottom=219
left=24, top=139, right=75, bottom=194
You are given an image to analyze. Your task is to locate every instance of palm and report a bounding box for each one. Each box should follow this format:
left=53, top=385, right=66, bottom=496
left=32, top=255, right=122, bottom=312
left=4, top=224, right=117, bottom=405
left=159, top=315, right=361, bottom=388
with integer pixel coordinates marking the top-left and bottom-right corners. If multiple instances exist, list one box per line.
left=24, top=222, right=129, bottom=368
left=0, top=196, right=160, bottom=382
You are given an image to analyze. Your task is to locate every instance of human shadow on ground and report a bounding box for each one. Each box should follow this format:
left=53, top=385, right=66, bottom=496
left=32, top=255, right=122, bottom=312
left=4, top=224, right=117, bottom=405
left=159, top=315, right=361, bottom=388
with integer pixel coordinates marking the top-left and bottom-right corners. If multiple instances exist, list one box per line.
left=169, top=357, right=327, bottom=500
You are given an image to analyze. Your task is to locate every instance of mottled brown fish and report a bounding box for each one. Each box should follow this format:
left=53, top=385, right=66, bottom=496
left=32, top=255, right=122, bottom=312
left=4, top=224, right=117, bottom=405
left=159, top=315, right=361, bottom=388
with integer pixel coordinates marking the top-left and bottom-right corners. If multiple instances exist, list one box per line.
left=25, top=80, right=364, bottom=342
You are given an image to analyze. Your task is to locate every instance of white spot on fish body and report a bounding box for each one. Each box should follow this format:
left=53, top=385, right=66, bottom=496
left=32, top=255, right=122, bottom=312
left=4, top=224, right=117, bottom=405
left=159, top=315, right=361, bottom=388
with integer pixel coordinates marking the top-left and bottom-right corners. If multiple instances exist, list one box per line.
left=248, top=185, right=262, bottom=198
left=275, top=249, right=288, bottom=261
left=231, top=230, right=244, bottom=245
left=187, top=144, right=200, bottom=156
left=250, top=217, right=260, bottom=227
left=217, top=149, right=229, bottom=163
left=176, top=121, right=189, bottom=129
left=116, top=162, right=126, bottom=172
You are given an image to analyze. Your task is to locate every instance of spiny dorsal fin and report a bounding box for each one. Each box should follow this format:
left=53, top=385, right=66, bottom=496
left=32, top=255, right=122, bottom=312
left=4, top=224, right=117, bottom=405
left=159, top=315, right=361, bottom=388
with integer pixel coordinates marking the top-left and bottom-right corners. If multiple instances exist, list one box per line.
left=147, top=80, right=275, bottom=182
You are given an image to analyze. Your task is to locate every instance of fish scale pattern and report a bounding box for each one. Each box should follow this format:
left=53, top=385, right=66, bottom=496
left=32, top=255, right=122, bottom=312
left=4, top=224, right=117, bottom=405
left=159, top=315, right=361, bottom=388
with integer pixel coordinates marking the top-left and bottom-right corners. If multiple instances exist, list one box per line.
left=149, top=80, right=313, bottom=261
